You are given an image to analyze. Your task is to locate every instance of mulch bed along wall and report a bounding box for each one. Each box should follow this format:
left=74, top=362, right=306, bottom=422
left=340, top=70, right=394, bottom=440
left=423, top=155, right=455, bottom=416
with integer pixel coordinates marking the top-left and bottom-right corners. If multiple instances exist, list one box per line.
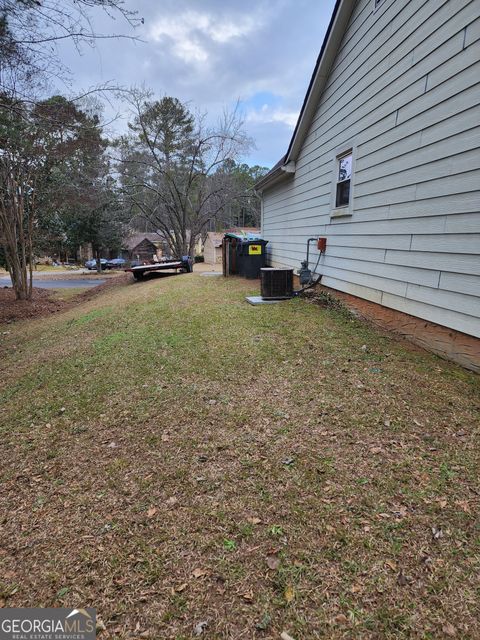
left=0, top=273, right=131, bottom=324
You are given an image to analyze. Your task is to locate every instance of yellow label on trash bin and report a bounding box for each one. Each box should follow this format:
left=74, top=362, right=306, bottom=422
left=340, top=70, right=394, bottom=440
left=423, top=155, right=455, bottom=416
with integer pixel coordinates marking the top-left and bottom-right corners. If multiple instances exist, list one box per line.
left=249, top=244, right=262, bottom=255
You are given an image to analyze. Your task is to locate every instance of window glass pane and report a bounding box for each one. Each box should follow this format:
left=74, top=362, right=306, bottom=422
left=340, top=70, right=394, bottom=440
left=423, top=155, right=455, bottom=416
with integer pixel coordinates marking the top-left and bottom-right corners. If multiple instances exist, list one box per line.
left=338, top=154, right=352, bottom=181
left=336, top=179, right=350, bottom=207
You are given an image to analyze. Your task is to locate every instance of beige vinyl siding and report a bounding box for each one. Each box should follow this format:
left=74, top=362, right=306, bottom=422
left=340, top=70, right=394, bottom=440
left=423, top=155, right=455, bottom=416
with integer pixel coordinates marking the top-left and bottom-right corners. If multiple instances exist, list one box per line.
left=262, top=0, right=480, bottom=338
left=204, top=238, right=222, bottom=265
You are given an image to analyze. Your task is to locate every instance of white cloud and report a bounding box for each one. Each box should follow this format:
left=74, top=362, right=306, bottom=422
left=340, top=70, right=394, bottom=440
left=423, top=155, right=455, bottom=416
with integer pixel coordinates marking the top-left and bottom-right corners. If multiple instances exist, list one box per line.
left=247, top=104, right=299, bottom=129
left=148, top=10, right=260, bottom=64
left=55, top=0, right=337, bottom=166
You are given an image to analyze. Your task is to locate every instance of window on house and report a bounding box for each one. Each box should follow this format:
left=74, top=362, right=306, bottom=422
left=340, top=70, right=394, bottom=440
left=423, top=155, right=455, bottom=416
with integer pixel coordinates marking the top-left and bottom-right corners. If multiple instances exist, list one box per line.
left=335, top=152, right=352, bottom=208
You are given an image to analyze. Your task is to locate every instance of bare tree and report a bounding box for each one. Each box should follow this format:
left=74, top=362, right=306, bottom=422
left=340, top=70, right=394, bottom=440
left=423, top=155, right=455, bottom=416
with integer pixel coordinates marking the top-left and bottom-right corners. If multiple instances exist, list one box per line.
left=214, top=160, right=269, bottom=229
left=117, top=89, right=253, bottom=258
left=0, top=0, right=140, bottom=98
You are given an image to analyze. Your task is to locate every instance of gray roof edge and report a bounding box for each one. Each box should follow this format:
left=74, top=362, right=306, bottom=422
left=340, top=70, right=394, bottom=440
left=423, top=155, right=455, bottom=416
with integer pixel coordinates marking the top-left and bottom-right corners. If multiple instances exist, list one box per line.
left=255, top=0, right=356, bottom=193
left=286, top=0, right=356, bottom=163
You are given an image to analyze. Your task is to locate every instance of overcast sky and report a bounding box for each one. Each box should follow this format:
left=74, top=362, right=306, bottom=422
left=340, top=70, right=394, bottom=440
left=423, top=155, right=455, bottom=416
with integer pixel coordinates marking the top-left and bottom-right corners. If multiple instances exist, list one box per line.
left=56, top=0, right=336, bottom=168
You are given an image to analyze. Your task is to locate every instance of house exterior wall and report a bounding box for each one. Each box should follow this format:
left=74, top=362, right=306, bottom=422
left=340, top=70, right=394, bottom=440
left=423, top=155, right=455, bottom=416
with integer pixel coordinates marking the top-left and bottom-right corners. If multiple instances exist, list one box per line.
left=203, top=232, right=222, bottom=264
left=204, top=238, right=215, bottom=264
left=204, top=238, right=222, bottom=264
left=129, top=239, right=158, bottom=262
left=261, top=0, right=480, bottom=338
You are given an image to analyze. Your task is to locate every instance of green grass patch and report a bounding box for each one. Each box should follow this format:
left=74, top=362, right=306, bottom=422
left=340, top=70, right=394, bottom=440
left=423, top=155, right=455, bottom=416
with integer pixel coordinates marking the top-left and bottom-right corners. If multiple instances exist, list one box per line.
left=0, top=273, right=479, bottom=638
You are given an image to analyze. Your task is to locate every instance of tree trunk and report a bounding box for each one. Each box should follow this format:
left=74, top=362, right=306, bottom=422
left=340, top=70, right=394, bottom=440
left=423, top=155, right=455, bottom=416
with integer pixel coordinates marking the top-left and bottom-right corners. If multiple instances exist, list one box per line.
left=0, top=174, right=32, bottom=301
left=95, top=247, right=102, bottom=273
left=188, top=235, right=197, bottom=262
left=27, top=188, right=35, bottom=299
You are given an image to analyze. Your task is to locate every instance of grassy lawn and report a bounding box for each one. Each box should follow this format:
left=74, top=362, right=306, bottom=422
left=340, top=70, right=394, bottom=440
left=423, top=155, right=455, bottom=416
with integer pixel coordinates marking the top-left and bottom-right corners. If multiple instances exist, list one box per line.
left=0, top=273, right=479, bottom=639
left=0, top=265, right=82, bottom=274
left=34, top=264, right=81, bottom=272
left=48, top=287, right=90, bottom=301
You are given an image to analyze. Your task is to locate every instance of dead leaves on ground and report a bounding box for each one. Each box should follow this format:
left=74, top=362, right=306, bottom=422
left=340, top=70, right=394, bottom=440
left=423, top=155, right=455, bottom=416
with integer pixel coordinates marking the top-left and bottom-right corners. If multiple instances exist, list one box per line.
left=2, top=275, right=479, bottom=638
left=241, top=589, right=254, bottom=603
left=431, top=525, right=444, bottom=540
left=192, top=567, right=209, bottom=579
left=284, top=585, right=295, bottom=604
left=266, top=554, right=280, bottom=571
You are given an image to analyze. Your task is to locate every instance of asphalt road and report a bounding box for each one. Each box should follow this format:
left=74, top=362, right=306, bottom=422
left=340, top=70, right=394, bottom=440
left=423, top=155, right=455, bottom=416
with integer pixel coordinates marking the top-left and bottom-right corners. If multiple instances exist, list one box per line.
left=0, top=277, right=105, bottom=289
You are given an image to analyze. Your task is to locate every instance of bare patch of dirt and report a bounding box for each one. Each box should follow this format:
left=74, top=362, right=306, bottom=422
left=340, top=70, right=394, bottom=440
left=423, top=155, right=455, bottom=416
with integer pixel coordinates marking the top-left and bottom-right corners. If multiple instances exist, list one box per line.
left=0, top=287, right=65, bottom=323
left=0, top=273, right=131, bottom=324
left=75, top=272, right=132, bottom=303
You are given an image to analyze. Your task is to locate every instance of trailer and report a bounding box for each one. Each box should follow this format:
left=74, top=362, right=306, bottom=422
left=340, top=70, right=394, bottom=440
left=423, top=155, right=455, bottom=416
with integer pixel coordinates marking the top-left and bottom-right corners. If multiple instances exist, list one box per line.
left=125, top=256, right=193, bottom=280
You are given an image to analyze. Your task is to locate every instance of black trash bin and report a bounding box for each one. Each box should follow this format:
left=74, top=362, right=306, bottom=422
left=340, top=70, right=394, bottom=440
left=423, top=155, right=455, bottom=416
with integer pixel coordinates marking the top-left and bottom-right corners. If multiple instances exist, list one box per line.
left=223, top=234, right=268, bottom=279
left=237, top=239, right=268, bottom=279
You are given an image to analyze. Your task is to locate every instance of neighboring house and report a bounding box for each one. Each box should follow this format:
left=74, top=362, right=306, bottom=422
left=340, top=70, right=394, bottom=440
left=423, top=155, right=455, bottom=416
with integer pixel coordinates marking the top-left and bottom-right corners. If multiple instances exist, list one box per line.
left=123, top=233, right=167, bottom=262
left=122, top=232, right=204, bottom=262
left=191, top=234, right=205, bottom=257
left=256, top=0, right=480, bottom=370
left=204, top=232, right=224, bottom=264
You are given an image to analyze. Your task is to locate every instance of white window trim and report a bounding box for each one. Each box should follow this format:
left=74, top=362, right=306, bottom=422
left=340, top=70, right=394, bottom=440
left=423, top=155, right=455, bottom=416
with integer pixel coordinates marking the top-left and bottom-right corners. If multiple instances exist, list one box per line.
left=330, top=145, right=356, bottom=219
